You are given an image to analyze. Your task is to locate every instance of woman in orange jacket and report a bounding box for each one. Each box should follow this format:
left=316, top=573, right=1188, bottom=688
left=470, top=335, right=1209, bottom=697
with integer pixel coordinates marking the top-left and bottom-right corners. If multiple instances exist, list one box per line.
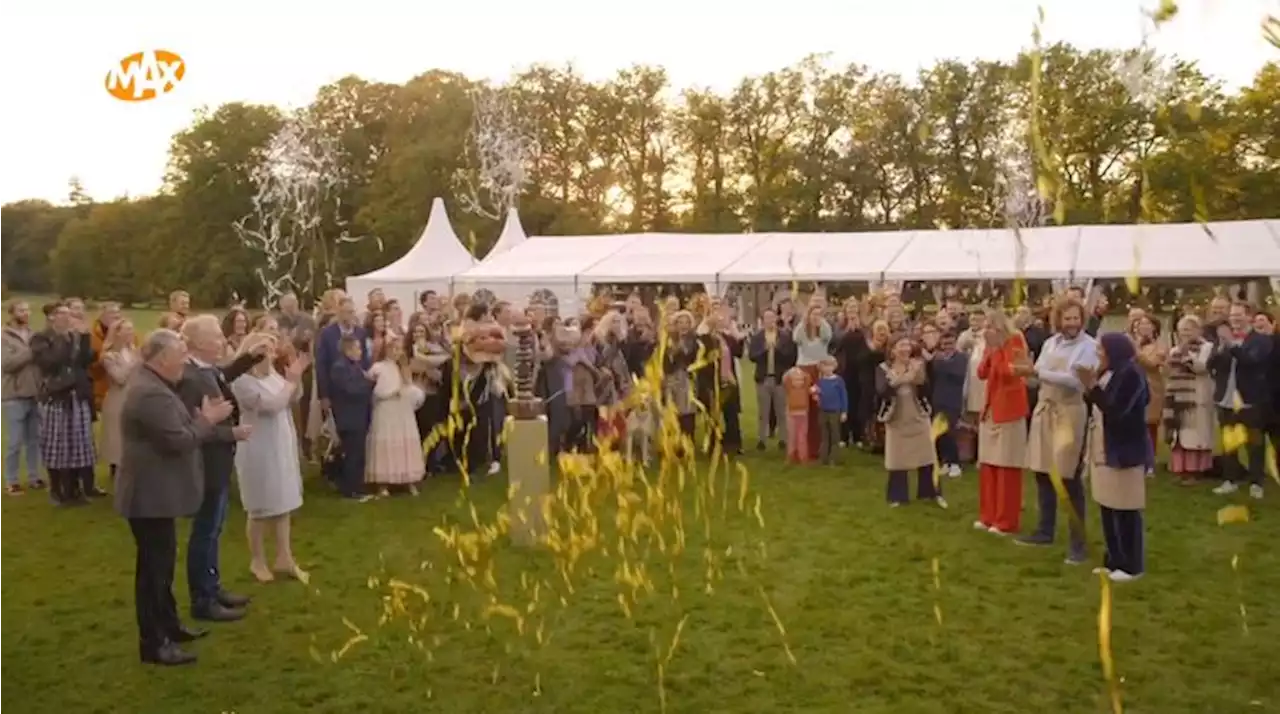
left=973, top=309, right=1030, bottom=535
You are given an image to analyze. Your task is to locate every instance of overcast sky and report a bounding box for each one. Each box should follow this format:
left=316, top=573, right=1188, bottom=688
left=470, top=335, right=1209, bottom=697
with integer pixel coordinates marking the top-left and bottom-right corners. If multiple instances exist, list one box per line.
left=2, top=0, right=1274, bottom=204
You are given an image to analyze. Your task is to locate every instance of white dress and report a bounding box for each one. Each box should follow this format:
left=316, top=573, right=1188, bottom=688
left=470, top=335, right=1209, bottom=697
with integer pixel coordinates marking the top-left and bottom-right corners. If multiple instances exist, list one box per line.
left=231, top=369, right=304, bottom=518
left=366, top=361, right=426, bottom=485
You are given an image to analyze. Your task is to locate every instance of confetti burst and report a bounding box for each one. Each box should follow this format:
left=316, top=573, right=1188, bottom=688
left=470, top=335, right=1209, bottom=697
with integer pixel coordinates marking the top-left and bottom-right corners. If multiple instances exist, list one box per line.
left=341, top=300, right=788, bottom=710
left=232, top=109, right=380, bottom=306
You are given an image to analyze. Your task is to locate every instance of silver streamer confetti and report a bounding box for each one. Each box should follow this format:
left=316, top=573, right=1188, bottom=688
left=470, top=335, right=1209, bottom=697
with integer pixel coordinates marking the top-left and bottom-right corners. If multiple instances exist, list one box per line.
left=232, top=109, right=379, bottom=307
left=454, top=86, right=536, bottom=222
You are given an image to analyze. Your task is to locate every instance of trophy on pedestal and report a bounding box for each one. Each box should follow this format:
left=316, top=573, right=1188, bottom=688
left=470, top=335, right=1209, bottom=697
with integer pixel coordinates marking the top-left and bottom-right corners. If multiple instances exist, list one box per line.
left=506, top=316, right=550, bottom=546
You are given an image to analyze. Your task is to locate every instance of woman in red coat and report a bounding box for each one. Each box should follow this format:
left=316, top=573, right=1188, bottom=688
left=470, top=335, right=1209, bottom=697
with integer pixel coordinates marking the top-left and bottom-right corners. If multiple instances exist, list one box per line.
left=973, top=309, right=1030, bottom=535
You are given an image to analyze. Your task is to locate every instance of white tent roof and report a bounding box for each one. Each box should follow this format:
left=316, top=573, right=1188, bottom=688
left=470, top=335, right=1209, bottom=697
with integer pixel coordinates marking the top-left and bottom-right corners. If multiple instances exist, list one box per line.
left=579, top=233, right=767, bottom=284
left=1072, top=220, right=1280, bottom=279
left=882, top=227, right=1080, bottom=281
left=454, top=234, right=639, bottom=284
left=719, top=231, right=910, bottom=282
left=348, top=198, right=476, bottom=284
left=484, top=208, right=528, bottom=260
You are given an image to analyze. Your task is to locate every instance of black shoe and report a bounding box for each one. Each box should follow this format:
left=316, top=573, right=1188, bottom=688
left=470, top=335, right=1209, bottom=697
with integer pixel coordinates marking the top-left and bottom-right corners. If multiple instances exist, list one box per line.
left=141, top=642, right=197, bottom=666
left=170, top=626, right=209, bottom=643
left=192, top=603, right=245, bottom=622
left=756, top=441, right=766, bottom=452
left=217, top=590, right=250, bottom=608
left=1014, top=533, right=1054, bottom=547
left=29, top=479, right=46, bottom=490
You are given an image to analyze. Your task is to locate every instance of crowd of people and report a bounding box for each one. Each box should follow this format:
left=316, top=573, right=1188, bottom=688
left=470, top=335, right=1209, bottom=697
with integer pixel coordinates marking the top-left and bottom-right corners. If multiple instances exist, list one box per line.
left=2, top=282, right=1278, bottom=665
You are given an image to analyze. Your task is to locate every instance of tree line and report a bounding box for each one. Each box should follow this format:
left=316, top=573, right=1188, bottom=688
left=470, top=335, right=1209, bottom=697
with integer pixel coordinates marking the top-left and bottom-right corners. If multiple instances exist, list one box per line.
left=2, top=44, right=1277, bottom=308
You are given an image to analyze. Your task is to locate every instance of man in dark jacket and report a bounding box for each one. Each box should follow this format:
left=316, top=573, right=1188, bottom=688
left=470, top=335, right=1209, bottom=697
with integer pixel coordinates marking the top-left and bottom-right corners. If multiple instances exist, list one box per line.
left=747, top=308, right=797, bottom=451
left=1209, top=302, right=1273, bottom=500
left=116, top=329, right=237, bottom=665
left=177, top=315, right=264, bottom=622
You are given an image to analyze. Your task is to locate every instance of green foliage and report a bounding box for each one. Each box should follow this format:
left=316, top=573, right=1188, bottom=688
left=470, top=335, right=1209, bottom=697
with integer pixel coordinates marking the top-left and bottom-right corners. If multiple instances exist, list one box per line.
left=2, top=50, right=1277, bottom=306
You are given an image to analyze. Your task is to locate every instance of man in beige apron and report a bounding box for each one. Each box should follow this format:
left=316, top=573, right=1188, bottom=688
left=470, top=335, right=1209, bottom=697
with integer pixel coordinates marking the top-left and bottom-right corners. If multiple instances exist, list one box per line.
left=1018, top=300, right=1098, bottom=564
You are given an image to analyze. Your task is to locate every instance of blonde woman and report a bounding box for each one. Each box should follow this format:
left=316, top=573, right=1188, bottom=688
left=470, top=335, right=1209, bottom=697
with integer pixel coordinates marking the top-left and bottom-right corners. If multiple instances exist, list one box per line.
left=366, top=338, right=426, bottom=495
left=974, top=309, right=1029, bottom=535
left=230, top=332, right=311, bottom=582
left=877, top=335, right=943, bottom=508
left=100, top=319, right=140, bottom=483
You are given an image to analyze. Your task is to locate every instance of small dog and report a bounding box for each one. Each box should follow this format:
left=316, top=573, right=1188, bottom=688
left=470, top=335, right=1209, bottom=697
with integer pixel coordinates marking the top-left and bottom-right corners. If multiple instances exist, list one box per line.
left=625, top=394, right=660, bottom=466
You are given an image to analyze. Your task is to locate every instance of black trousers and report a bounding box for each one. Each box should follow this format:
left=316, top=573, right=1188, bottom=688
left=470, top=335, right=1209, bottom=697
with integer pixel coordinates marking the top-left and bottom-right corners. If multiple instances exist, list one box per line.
left=1219, top=407, right=1267, bottom=486
left=337, top=429, right=369, bottom=497
left=129, top=517, right=180, bottom=651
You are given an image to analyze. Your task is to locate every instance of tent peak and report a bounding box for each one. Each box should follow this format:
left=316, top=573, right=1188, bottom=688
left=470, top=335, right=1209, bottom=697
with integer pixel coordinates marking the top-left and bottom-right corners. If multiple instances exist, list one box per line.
left=485, top=208, right=528, bottom=260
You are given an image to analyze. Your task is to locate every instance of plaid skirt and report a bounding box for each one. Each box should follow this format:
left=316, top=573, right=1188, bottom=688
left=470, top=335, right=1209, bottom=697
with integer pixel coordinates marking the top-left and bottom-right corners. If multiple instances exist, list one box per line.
left=38, top=397, right=97, bottom=469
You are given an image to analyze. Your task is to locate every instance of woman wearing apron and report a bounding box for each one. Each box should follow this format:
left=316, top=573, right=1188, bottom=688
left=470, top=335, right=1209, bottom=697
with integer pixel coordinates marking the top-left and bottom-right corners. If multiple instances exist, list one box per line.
left=973, top=309, right=1028, bottom=535
left=1081, top=332, right=1150, bottom=582
left=877, top=335, right=943, bottom=508
left=1018, top=298, right=1097, bottom=564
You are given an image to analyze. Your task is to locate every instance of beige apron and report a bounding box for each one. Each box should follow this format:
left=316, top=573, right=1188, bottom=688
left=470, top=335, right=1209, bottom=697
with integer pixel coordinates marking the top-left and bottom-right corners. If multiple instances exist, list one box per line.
left=979, top=418, right=1027, bottom=469
left=884, top=377, right=935, bottom=471
left=1087, top=406, right=1146, bottom=510
left=1026, top=349, right=1087, bottom=479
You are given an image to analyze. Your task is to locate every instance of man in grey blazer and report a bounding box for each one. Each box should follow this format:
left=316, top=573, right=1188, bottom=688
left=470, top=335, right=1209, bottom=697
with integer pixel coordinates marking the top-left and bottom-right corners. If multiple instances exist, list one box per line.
left=115, top=329, right=241, bottom=666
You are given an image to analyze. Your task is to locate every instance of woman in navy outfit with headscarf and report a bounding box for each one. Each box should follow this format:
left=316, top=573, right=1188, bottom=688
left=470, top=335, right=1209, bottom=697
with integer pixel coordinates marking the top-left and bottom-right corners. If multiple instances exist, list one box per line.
left=1078, top=332, right=1150, bottom=582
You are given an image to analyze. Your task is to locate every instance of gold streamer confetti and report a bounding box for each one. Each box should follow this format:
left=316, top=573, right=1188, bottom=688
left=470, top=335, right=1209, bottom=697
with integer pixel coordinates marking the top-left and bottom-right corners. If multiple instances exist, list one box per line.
left=1097, top=573, right=1124, bottom=714
left=346, top=296, right=783, bottom=711
left=1232, top=554, right=1249, bottom=636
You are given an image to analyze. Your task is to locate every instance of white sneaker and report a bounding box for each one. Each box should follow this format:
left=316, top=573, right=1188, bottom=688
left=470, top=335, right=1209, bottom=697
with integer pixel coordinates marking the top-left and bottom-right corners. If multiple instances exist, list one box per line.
left=988, top=526, right=1009, bottom=536
left=973, top=520, right=989, bottom=530
left=948, top=464, right=962, bottom=478
left=889, top=502, right=901, bottom=508
left=488, top=461, right=502, bottom=475
left=1108, top=571, right=1143, bottom=583
left=1213, top=481, right=1239, bottom=495
left=935, top=497, right=949, bottom=509
left=1250, top=484, right=1264, bottom=500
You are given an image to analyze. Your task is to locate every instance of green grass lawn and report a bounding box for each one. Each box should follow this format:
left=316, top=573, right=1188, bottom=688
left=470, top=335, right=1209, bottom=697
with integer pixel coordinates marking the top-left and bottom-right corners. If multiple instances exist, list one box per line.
left=3, top=297, right=1279, bottom=713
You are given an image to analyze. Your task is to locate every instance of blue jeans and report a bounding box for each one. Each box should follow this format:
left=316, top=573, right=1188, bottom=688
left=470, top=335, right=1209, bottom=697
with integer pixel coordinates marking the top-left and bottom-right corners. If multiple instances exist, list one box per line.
left=187, top=487, right=229, bottom=609
left=3, top=399, right=41, bottom=486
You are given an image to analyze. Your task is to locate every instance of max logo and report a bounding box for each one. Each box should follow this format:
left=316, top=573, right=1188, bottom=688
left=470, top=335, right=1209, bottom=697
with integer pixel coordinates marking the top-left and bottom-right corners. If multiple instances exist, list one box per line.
left=105, top=50, right=185, bottom=102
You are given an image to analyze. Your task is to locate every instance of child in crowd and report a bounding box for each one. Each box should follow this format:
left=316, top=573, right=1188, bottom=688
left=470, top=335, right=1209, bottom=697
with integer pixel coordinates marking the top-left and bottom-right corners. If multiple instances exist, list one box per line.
left=783, top=365, right=813, bottom=463
left=815, top=357, right=848, bottom=465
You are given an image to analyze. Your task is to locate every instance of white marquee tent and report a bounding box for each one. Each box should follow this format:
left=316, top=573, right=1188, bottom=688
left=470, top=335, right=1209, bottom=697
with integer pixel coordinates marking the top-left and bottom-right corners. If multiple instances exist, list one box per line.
left=1072, top=220, right=1280, bottom=279
left=577, top=233, right=769, bottom=292
left=352, top=212, right=1280, bottom=308
left=345, top=198, right=477, bottom=309
left=452, top=233, right=639, bottom=315
left=881, top=226, right=1084, bottom=282
left=719, top=231, right=910, bottom=283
